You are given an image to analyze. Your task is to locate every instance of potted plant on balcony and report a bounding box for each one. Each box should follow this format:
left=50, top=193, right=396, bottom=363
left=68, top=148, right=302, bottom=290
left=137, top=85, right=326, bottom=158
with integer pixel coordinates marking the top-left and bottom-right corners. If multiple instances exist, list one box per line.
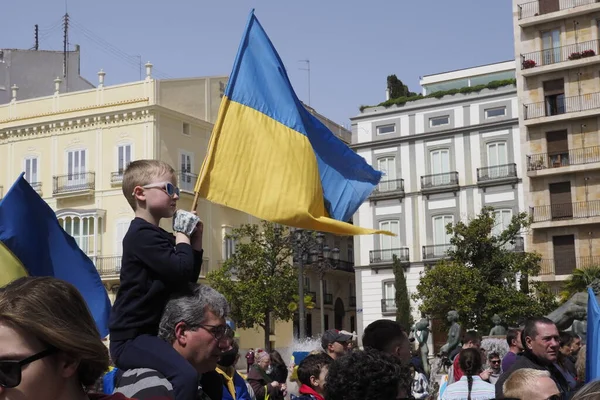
left=522, top=59, right=536, bottom=69
left=581, top=49, right=596, bottom=58
left=568, top=52, right=582, bottom=60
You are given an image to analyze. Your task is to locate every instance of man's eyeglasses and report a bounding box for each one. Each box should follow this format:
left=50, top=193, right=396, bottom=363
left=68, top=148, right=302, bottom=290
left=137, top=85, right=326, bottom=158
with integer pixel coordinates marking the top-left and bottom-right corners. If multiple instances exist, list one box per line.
left=0, top=347, right=58, bottom=388
left=198, top=324, right=233, bottom=342
left=139, top=182, right=180, bottom=198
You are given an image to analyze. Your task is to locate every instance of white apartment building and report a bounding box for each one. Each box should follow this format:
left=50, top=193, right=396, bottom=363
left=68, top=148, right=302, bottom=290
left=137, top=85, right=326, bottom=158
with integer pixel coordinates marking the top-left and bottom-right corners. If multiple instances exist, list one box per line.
left=350, top=61, right=525, bottom=348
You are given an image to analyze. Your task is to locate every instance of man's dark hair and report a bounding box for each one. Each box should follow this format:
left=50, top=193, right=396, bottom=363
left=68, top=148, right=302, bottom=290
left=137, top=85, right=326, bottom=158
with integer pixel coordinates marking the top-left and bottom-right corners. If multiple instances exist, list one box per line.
left=297, top=353, right=332, bottom=387
left=325, top=349, right=410, bottom=400
left=521, top=317, right=556, bottom=350
left=488, top=352, right=500, bottom=361
left=362, top=319, right=408, bottom=353
left=506, top=328, right=520, bottom=347
left=559, top=331, right=573, bottom=347
left=462, top=330, right=481, bottom=345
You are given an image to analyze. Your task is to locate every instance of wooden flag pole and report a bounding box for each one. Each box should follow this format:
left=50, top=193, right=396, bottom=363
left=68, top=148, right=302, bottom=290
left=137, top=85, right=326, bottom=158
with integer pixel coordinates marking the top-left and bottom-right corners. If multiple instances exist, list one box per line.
left=191, top=191, right=201, bottom=212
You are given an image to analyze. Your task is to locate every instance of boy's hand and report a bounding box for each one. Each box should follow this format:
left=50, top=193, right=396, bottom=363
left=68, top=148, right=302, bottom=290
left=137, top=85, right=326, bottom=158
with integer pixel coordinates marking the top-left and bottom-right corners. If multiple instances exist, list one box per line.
left=173, top=210, right=200, bottom=237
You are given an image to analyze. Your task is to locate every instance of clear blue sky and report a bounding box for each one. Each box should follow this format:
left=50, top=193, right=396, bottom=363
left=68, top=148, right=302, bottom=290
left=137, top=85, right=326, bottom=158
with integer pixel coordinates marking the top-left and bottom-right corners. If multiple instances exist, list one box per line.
left=4, top=0, right=515, bottom=126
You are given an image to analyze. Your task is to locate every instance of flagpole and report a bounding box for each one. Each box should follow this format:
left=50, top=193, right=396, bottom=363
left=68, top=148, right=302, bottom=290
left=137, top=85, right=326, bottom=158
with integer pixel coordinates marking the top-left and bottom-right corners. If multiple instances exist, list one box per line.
left=191, top=191, right=201, bottom=212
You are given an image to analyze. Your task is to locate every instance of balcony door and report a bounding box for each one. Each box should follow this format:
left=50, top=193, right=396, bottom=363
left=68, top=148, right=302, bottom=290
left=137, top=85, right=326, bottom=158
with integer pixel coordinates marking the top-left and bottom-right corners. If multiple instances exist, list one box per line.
left=432, top=215, right=453, bottom=256
left=541, top=29, right=560, bottom=65
left=378, top=157, right=397, bottom=191
left=430, top=149, right=450, bottom=185
left=383, top=281, right=396, bottom=311
left=553, top=235, right=576, bottom=275
left=379, top=220, right=400, bottom=261
left=180, top=151, right=194, bottom=192
left=67, top=150, right=87, bottom=189
left=487, top=142, right=508, bottom=179
left=24, top=157, right=39, bottom=184
left=550, top=181, right=573, bottom=220
left=544, top=79, right=565, bottom=117
left=546, top=130, right=569, bottom=168
left=539, top=0, right=560, bottom=15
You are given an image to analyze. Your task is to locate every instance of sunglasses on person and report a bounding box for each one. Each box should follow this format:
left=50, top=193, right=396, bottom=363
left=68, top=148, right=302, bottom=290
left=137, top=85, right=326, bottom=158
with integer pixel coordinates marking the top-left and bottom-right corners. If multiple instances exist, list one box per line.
left=0, top=347, right=58, bottom=388
left=490, top=359, right=501, bottom=364
left=140, top=182, right=180, bottom=198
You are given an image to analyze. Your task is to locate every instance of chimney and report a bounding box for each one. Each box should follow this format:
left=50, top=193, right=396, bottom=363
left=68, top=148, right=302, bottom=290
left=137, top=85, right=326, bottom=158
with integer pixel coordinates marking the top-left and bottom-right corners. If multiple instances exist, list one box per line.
left=10, top=84, right=18, bottom=101
left=145, top=62, right=153, bottom=80
left=54, top=77, right=62, bottom=94
left=98, top=69, right=106, bottom=87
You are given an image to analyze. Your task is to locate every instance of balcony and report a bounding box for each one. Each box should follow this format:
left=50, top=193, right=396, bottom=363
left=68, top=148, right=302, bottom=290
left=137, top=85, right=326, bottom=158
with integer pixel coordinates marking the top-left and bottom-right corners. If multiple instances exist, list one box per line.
left=381, top=298, right=396, bottom=314
left=179, top=171, right=197, bottom=193
left=369, top=248, right=410, bottom=264
left=331, top=258, right=355, bottom=273
left=111, top=171, right=124, bottom=185
left=53, top=172, right=95, bottom=196
left=523, top=92, right=600, bottom=125
left=528, top=146, right=600, bottom=177
left=477, top=163, right=518, bottom=190
left=349, top=295, right=356, bottom=307
left=370, top=179, right=405, bottom=201
left=324, top=293, right=333, bottom=305
left=530, top=200, right=600, bottom=228
left=28, top=181, right=43, bottom=196
left=518, top=0, right=600, bottom=26
left=95, top=255, right=122, bottom=277
left=422, top=244, right=455, bottom=261
left=520, top=39, right=600, bottom=75
left=421, top=172, right=459, bottom=196
left=538, top=256, right=600, bottom=276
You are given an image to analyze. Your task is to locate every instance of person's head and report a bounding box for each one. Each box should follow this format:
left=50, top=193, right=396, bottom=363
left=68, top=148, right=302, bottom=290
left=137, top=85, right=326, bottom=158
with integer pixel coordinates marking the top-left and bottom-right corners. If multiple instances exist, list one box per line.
left=447, top=310, right=459, bottom=323
left=321, top=329, right=352, bottom=359
left=521, top=317, right=560, bottom=363
left=297, top=353, right=332, bottom=396
left=218, top=341, right=239, bottom=369
left=503, top=368, right=560, bottom=400
left=459, top=348, right=482, bottom=377
left=462, top=330, right=481, bottom=349
left=571, top=334, right=582, bottom=356
left=408, top=363, right=417, bottom=379
left=0, top=277, right=110, bottom=400
left=362, top=320, right=411, bottom=364
left=492, top=314, right=502, bottom=325
left=325, top=349, right=411, bottom=400
left=488, top=352, right=501, bottom=372
left=506, top=328, right=523, bottom=351
left=123, top=159, right=179, bottom=218
left=158, top=283, right=231, bottom=374
left=559, top=331, right=574, bottom=357
left=269, top=350, right=285, bottom=367
left=572, top=379, right=600, bottom=400
left=255, top=350, right=270, bottom=370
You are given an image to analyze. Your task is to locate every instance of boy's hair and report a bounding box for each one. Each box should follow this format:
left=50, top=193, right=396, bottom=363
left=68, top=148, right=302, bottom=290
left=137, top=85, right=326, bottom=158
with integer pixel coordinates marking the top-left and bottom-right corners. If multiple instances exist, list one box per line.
left=297, top=353, right=332, bottom=387
left=122, top=160, right=176, bottom=210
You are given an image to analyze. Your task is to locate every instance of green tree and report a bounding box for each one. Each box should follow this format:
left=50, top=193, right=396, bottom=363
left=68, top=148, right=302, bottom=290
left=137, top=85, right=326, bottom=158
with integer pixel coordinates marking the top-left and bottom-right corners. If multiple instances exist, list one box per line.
left=207, top=221, right=297, bottom=351
left=393, top=255, right=413, bottom=331
left=560, top=266, right=600, bottom=303
left=414, top=207, right=557, bottom=333
left=387, top=75, right=417, bottom=99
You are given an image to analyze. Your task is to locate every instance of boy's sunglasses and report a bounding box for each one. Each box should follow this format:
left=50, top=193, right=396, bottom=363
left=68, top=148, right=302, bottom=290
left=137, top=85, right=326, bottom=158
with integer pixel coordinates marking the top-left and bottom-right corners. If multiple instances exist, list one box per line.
left=0, top=347, right=58, bottom=388
left=140, top=182, right=180, bottom=198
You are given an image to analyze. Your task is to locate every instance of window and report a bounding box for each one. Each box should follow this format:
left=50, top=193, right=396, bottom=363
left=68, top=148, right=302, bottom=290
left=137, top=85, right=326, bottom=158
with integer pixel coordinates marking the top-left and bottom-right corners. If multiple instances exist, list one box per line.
left=182, top=122, right=190, bottom=136
left=493, top=209, right=512, bottom=236
left=349, top=282, right=355, bottom=296
left=432, top=215, right=453, bottom=246
left=222, top=226, right=237, bottom=260
left=429, top=115, right=449, bottom=127
left=304, top=276, right=311, bottom=291
left=67, top=150, right=87, bottom=188
left=24, top=157, right=39, bottom=183
left=61, top=216, right=94, bottom=255
left=487, top=142, right=508, bottom=167
left=430, top=149, right=451, bottom=185
left=383, top=281, right=396, bottom=309
left=180, top=151, right=194, bottom=192
left=485, top=107, right=506, bottom=119
left=324, top=314, right=329, bottom=330
left=379, top=220, right=401, bottom=261
left=376, top=124, right=395, bottom=135
left=117, top=144, right=132, bottom=173
left=378, top=157, right=397, bottom=190
left=541, top=29, right=560, bottom=65
left=115, top=220, right=130, bottom=256
left=347, top=247, right=354, bottom=262
left=323, top=280, right=328, bottom=295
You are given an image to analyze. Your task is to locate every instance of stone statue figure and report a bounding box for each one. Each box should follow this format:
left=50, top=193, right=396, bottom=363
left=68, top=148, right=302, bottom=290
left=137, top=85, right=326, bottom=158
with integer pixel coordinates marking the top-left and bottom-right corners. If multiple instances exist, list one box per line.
left=413, top=316, right=431, bottom=376
left=489, top=314, right=507, bottom=336
left=440, top=310, right=461, bottom=355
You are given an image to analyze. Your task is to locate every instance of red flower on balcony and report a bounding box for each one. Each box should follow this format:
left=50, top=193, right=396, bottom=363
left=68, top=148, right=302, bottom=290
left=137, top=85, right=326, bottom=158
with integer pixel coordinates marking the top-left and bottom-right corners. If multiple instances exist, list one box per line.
left=522, top=59, right=536, bottom=69
left=581, top=49, right=596, bottom=58
left=569, top=52, right=582, bottom=60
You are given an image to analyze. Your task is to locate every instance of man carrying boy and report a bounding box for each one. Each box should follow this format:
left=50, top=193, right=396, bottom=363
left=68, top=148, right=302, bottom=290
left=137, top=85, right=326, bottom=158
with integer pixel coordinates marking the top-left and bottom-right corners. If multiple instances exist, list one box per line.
left=291, top=353, right=332, bottom=400
left=108, top=160, right=204, bottom=400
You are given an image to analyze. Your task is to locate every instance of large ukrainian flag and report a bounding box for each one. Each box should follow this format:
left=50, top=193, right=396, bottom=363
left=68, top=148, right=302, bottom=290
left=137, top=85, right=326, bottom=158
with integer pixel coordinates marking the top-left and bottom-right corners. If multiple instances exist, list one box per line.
left=196, top=10, right=389, bottom=236
left=586, top=287, right=600, bottom=382
left=0, top=174, right=111, bottom=337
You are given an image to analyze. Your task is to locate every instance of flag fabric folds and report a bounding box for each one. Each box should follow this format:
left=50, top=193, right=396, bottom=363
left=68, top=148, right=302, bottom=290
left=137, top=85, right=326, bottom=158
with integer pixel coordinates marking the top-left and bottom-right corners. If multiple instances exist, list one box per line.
left=0, top=174, right=111, bottom=338
left=586, top=287, right=600, bottom=383
left=196, top=10, right=389, bottom=236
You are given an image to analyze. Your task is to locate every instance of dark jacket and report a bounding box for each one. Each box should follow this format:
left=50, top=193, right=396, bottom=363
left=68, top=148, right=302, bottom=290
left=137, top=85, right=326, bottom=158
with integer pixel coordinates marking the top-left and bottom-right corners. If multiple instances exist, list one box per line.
left=495, top=351, right=571, bottom=398
left=247, top=366, right=282, bottom=400
left=109, top=218, right=203, bottom=341
left=267, top=363, right=288, bottom=386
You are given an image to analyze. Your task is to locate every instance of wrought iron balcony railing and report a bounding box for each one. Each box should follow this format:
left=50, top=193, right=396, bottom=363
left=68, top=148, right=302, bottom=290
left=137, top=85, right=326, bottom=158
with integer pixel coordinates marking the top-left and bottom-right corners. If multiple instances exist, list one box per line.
left=324, top=293, right=333, bottom=305
left=53, top=172, right=95, bottom=195
left=477, top=163, right=518, bottom=182
left=111, top=171, right=124, bottom=185
left=369, top=248, right=410, bottom=264
left=530, top=200, right=600, bottom=222
left=421, top=172, right=459, bottom=190
left=422, top=244, right=455, bottom=260
left=381, top=298, right=396, bottom=313
left=371, top=179, right=405, bottom=196
left=521, top=39, right=599, bottom=70
left=528, top=146, right=600, bottom=171
left=539, top=256, right=600, bottom=275
left=332, top=258, right=355, bottom=272
left=95, top=256, right=122, bottom=277
left=524, top=92, right=600, bottom=120
left=518, top=0, right=598, bottom=19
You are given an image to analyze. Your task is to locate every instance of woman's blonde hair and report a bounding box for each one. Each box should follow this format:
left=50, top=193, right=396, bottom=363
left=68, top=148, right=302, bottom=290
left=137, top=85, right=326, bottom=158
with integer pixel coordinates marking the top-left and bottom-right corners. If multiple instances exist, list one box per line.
left=0, top=276, right=109, bottom=387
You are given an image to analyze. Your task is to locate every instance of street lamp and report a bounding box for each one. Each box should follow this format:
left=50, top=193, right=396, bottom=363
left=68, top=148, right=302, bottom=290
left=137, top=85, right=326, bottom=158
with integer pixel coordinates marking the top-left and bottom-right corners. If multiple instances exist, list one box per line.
left=295, top=229, right=307, bottom=340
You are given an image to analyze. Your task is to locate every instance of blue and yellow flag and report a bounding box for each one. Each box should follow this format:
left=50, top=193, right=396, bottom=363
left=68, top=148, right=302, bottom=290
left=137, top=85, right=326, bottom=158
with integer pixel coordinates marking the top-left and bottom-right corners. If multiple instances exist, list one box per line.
left=586, top=287, right=600, bottom=382
left=0, top=174, right=111, bottom=337
left=196, top=10, right=388, bottom=236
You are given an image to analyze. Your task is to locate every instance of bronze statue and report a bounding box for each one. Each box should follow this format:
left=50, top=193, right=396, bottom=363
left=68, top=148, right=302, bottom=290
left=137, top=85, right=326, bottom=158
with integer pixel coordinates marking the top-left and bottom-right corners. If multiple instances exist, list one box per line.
left=440, top=310, right=461, bottom=355
left=489, top=314, right=507, bottom=336
left=413, top=316, right=431, bottom=376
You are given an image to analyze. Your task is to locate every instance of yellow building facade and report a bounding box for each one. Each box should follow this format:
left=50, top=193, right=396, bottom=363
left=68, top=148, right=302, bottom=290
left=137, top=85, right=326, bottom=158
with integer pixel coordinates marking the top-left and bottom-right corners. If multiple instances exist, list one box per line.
left=0, top=65, right=356, bottom=351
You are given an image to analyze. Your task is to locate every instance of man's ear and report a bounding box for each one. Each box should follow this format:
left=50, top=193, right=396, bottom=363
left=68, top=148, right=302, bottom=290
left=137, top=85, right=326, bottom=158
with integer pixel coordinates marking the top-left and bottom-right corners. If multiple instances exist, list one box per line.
left=525, top=335, right=533, bottom=350
left=57, top=353, right=80, bottom=380
left=174, top=321, right=190, bottom=346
